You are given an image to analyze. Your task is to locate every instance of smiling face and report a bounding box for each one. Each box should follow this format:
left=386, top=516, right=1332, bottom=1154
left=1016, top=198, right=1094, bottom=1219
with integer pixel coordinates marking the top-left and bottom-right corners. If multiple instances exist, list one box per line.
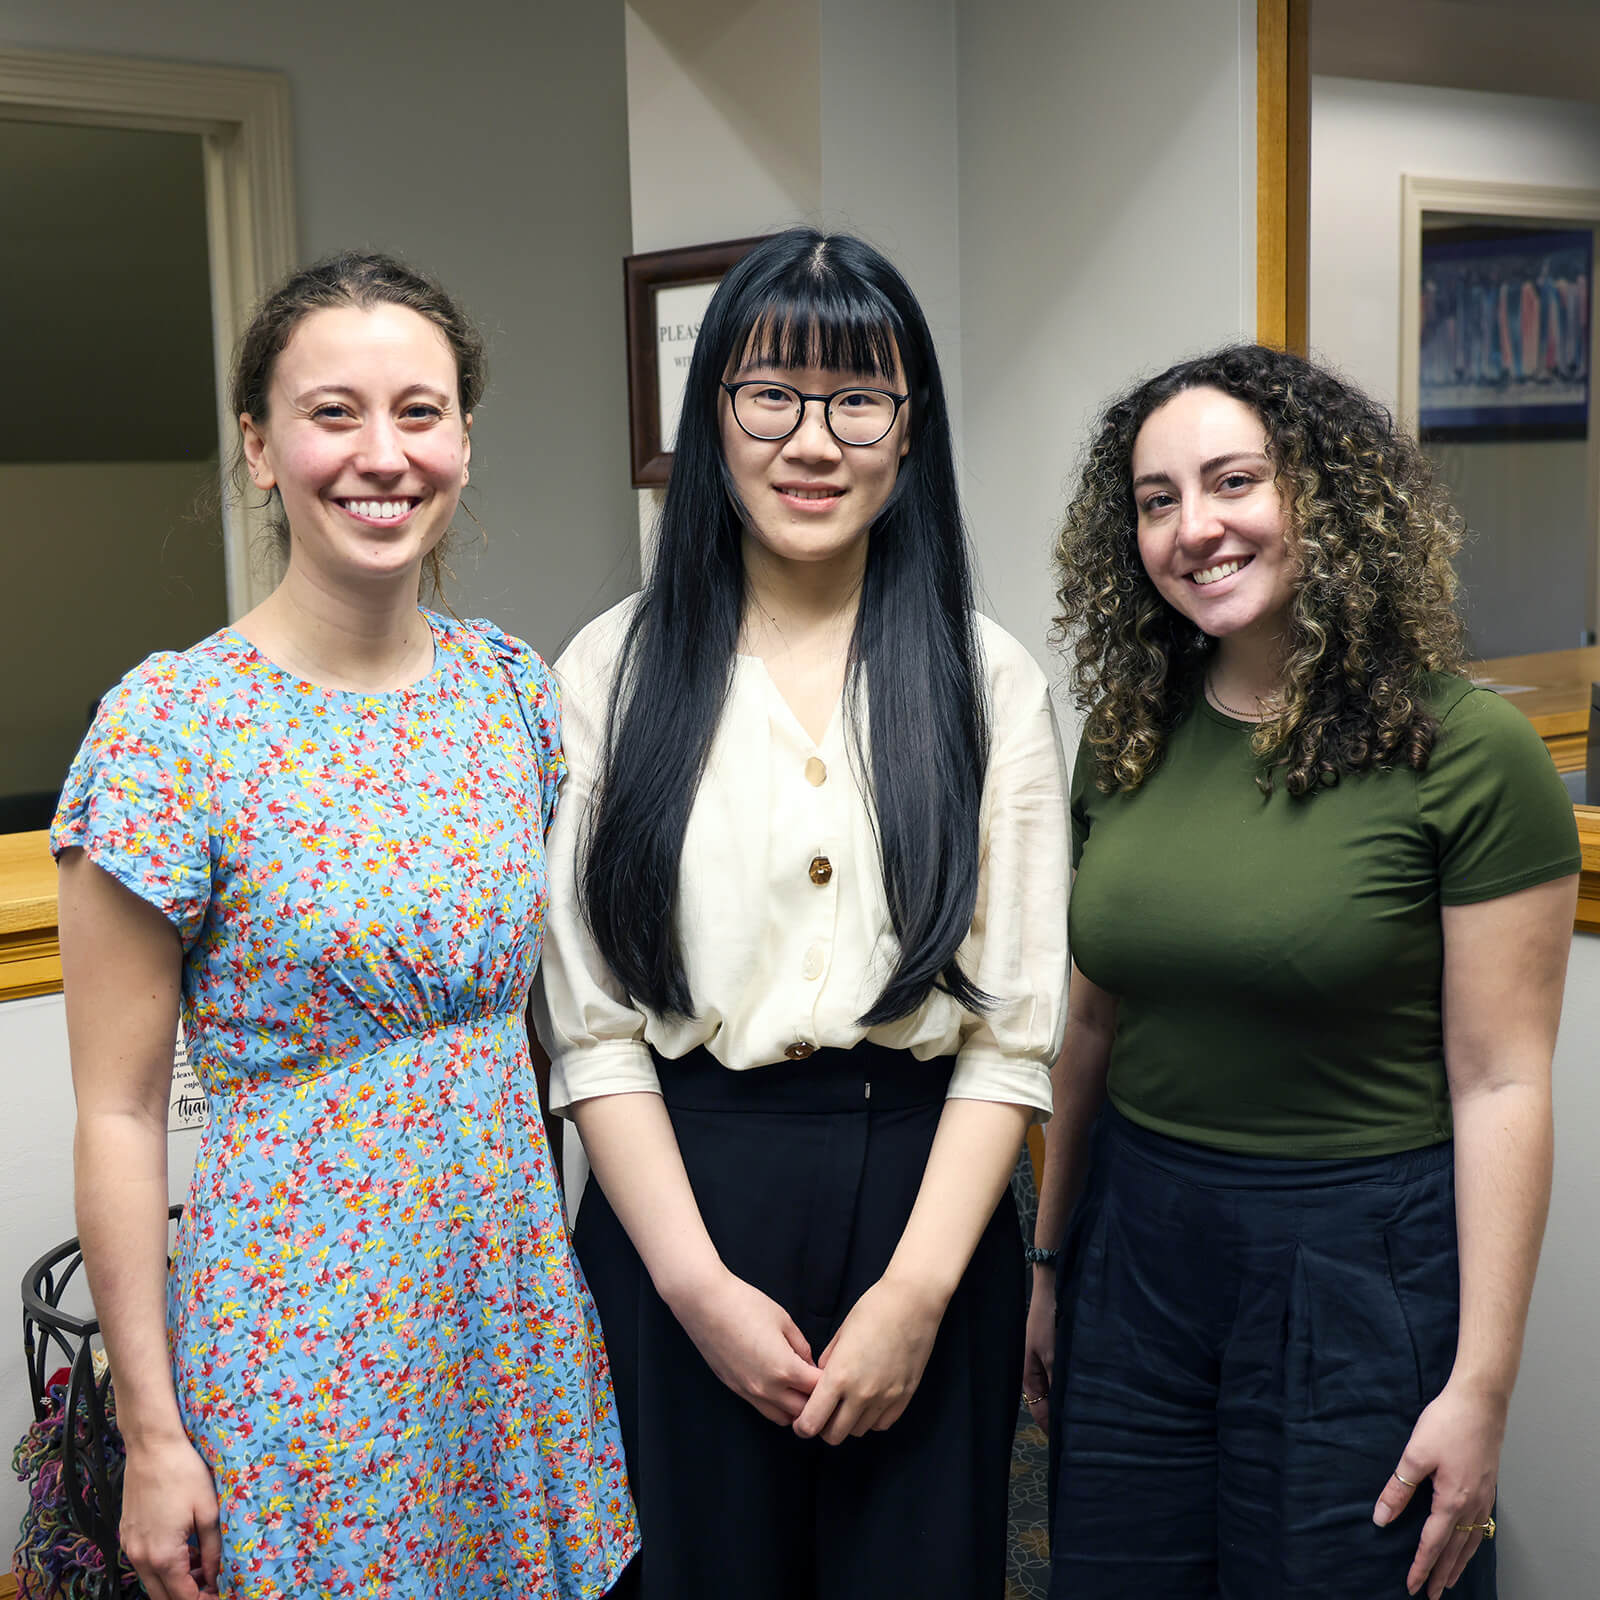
left=720, top=347, right=911, bottom=575
left=240, top=302, right=470, bottom=591
left=1130, top=385, right=1297, bottom=643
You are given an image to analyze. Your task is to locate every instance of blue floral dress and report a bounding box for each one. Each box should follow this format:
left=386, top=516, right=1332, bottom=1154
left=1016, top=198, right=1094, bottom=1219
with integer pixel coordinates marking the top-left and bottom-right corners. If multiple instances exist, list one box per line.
left=52, top=613, right=638, bottom=1599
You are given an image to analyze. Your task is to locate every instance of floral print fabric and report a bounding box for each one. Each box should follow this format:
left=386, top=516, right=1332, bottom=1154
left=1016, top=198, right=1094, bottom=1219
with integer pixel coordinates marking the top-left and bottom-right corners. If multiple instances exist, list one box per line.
left=52, top=613, right=637, bottom=1598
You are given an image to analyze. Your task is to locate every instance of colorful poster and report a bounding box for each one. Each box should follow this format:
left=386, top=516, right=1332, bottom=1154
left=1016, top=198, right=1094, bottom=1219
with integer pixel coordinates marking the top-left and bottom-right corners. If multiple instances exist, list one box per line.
left=1419, top=228, right=1591, bottom=440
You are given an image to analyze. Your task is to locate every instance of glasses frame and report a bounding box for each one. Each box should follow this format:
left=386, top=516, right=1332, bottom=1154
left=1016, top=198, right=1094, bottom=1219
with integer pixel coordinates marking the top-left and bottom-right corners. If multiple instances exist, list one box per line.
left=720, top=380, right=911, bottom=447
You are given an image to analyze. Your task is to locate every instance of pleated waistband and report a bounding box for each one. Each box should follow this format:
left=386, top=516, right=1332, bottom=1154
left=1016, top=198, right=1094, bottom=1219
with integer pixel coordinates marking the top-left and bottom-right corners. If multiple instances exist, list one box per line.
left=653, top=1042, right=955, bottom=1114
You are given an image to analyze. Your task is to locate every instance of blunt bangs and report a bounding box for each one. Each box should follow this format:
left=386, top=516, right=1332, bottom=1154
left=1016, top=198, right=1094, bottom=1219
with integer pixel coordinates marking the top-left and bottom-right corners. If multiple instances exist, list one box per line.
left=731, top=276, right=906, bottom=385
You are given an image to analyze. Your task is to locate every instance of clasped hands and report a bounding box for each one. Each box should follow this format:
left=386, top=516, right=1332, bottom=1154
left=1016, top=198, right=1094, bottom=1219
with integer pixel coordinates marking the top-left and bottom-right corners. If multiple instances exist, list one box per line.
left=671, top=1265, right=944, bottom=1446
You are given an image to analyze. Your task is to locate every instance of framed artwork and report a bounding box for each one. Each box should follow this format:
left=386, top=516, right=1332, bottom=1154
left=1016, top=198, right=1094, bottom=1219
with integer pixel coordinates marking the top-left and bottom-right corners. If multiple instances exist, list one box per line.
left=624, top=235, right=767, bottom=486
left=1419, top=226, right=1592, bottom=441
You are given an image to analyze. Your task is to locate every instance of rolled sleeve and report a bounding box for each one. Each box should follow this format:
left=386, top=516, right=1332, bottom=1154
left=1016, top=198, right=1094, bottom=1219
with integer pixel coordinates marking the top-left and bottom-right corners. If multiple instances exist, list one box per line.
left=530, top=605, right=659, bottom=1117
left=946, top=624, right=1071, bottom=1122
left=545, top=1037, right=662, bottom=1117
left=948, top=1045, right=1053, bottom=1118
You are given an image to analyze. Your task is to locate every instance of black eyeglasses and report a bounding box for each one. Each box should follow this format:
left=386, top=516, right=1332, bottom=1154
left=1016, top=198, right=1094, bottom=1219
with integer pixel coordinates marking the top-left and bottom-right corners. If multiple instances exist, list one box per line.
left=721, top=380, right=910, bottom=447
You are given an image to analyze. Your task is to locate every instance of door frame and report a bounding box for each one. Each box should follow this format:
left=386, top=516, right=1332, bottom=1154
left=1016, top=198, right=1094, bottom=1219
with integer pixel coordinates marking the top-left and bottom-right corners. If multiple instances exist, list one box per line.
left=1256, top=0, right=1310, bottom=351
left=0, top=46, right=298, bottom=615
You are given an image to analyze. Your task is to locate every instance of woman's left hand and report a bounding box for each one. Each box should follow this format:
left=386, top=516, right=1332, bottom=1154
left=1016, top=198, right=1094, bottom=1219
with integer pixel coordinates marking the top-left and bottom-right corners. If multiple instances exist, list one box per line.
left=1372, top=1377, right=1507, bottom=1599
left=790, top=1274, right=945, bottom=1446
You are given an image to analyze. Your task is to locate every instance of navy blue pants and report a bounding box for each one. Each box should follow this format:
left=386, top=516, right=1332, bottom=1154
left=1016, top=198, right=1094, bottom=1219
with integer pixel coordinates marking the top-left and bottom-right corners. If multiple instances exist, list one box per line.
left=582, top=1043, right=1025, bottom=1600
left=1048, top=1107, right=1495, bottom=1599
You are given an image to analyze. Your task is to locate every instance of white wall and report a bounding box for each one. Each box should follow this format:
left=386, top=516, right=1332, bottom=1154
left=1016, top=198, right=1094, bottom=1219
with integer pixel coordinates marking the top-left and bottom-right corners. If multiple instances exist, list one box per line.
left=955, top=0, right=1258, bottom=685
left=0, top=0, right=639, bottom=662
left=0, top=994, right=199, bottom=1545
left=1, top=462, right=225, bottom=796
left=818, top=0, right=964, bottom=452
left=625, top=0, right=820, bottom=255
left=1501, top=931, right=1600, bottom=1598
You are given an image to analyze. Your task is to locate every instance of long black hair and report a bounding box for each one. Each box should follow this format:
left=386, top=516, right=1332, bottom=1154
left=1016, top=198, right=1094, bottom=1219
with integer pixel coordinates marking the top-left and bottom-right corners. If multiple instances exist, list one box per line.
left=579, top=228, right=991, bottom=1025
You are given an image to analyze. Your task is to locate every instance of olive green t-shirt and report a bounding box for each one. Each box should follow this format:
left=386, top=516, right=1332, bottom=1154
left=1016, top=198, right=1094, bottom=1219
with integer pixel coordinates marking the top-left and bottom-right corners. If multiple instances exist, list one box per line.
left=1068, top=677, right=1581, bottom=1157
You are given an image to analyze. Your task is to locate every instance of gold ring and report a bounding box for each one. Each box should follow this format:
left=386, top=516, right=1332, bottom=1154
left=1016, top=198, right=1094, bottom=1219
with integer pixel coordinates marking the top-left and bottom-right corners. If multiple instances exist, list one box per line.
left=1454, top=1516, right=1495, bottom=1539
left=1393, top=1470, right=1420, bottom=1489
left=1022, top=1391, right=1044, bottom=1406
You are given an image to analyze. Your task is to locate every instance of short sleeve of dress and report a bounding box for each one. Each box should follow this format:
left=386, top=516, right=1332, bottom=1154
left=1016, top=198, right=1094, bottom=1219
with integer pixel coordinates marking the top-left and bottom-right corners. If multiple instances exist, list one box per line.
left=50, top=653, right=214, bottom=948
left=1418, top=682, right=1581, bottom=906
left=465, top=618, right=565, bottom=836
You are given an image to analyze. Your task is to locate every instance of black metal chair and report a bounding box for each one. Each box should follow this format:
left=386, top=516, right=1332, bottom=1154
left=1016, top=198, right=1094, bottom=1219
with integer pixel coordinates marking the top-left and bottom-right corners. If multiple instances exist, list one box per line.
left=19, top=1206, right=183, bottom=1599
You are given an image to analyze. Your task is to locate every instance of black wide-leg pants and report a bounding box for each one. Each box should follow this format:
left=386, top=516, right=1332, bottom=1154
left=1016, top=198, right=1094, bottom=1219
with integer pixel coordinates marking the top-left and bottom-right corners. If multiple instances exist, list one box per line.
left=577, top=1042, right=1025, bottom=1600
left=1048, top=1106, right=1495, bottom=1600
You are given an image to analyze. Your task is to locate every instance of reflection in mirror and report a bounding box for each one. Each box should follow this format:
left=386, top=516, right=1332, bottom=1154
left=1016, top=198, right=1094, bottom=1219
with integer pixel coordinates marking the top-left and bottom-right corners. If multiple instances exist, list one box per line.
left=0, top=118, right=226, bottom=835
left=1307, top=14, right=1600, bottom=814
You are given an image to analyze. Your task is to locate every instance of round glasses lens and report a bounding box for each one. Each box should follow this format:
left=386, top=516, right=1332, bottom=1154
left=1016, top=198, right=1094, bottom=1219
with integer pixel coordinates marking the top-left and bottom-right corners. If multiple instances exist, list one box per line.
left=827, top=390, right=896, bottom=445
left=733, top=384, right=802, bottom=439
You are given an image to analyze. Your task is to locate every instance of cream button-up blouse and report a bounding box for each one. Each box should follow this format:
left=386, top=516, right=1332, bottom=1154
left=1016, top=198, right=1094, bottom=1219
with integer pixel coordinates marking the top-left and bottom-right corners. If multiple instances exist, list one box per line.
left=534, top=598, right=1069, bottom=1119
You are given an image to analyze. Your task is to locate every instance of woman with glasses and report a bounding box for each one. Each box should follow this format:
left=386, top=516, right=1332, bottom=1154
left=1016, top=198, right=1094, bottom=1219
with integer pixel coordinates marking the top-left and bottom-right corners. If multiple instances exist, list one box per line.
left=1029, top=344, right=1579, bottom=1600
left=533, top=228, right=1068, bottom=1598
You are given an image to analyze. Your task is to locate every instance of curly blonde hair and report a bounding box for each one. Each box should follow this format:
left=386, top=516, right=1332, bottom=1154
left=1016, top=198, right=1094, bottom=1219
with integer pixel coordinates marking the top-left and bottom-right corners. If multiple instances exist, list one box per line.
left=1054, top=344, right=1468, bottom=796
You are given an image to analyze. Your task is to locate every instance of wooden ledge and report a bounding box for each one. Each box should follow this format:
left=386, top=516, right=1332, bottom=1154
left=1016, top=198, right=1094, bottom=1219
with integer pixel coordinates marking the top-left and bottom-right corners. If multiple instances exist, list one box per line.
left=1473, top=645, right=1598, bottom=777
left=1577, top=805, right=1600, bottom=936
left=0, top=829, right=61, bottom=1000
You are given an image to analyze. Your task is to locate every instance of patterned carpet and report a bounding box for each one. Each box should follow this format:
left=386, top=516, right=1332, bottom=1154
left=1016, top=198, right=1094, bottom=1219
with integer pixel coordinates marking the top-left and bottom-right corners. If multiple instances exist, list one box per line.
left=1006, top=1153, right=1050, bottom=1598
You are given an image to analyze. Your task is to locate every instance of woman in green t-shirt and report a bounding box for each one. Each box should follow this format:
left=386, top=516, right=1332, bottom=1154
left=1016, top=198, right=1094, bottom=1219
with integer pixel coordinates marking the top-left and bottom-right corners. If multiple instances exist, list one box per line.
left=1028, top=344, right=1580, bottom=1600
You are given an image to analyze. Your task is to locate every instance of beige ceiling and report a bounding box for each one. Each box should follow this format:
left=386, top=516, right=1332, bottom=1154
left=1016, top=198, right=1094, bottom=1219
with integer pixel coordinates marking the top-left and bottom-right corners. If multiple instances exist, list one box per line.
left=1313, top=0, right=1600, bottom=104
left=0, top=118, right=217, bottom=464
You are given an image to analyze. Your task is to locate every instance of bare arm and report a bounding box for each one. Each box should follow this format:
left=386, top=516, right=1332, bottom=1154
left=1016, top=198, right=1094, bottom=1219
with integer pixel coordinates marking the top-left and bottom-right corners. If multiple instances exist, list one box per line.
left=58, top=850, right=219, bottom=1600
left=570, top=1091, right=820, bottom=1424
left=792, top=1094, right=1031, bottom=1444
left=1374, top=873, right=1576, bottom=1600
left=1023, top=957, right=1117, bottom=1426
left=1033, top=960, right=1118, bottom=1259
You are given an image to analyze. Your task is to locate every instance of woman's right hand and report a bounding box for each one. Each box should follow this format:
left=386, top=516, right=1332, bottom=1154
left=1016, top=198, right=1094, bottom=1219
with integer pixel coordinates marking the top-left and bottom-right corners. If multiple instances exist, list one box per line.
left=1022, top=1270, right=1055, bottom=1431
left=119, top=1431, right=221, bottom=1600
left=669, top=1267, right=821, bottom=1425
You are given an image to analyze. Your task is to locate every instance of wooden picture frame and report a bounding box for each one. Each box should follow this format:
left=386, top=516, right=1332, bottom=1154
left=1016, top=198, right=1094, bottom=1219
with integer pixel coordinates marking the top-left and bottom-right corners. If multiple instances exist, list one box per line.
left=624, top=235, right=767, bottom=487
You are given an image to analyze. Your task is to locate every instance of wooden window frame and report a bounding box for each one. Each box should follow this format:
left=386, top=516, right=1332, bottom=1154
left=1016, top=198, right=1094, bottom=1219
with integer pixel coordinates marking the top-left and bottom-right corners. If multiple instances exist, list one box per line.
left=0, top=45, right=298, bottom=618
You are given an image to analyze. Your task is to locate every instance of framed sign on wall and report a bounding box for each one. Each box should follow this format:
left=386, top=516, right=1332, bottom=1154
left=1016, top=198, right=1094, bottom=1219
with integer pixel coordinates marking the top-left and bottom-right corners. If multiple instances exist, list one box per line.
left=623, top=235, right=766, bottom=487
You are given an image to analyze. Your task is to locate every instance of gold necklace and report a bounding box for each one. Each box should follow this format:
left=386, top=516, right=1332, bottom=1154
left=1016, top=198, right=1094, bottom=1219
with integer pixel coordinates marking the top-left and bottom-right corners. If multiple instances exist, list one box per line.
left=1205, top=672, right=1276, bottom=722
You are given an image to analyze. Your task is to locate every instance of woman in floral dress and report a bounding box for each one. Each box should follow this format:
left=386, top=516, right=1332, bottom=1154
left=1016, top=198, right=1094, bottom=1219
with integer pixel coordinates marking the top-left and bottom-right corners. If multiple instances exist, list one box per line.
left=54, top=252, right=638, bottom=1600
